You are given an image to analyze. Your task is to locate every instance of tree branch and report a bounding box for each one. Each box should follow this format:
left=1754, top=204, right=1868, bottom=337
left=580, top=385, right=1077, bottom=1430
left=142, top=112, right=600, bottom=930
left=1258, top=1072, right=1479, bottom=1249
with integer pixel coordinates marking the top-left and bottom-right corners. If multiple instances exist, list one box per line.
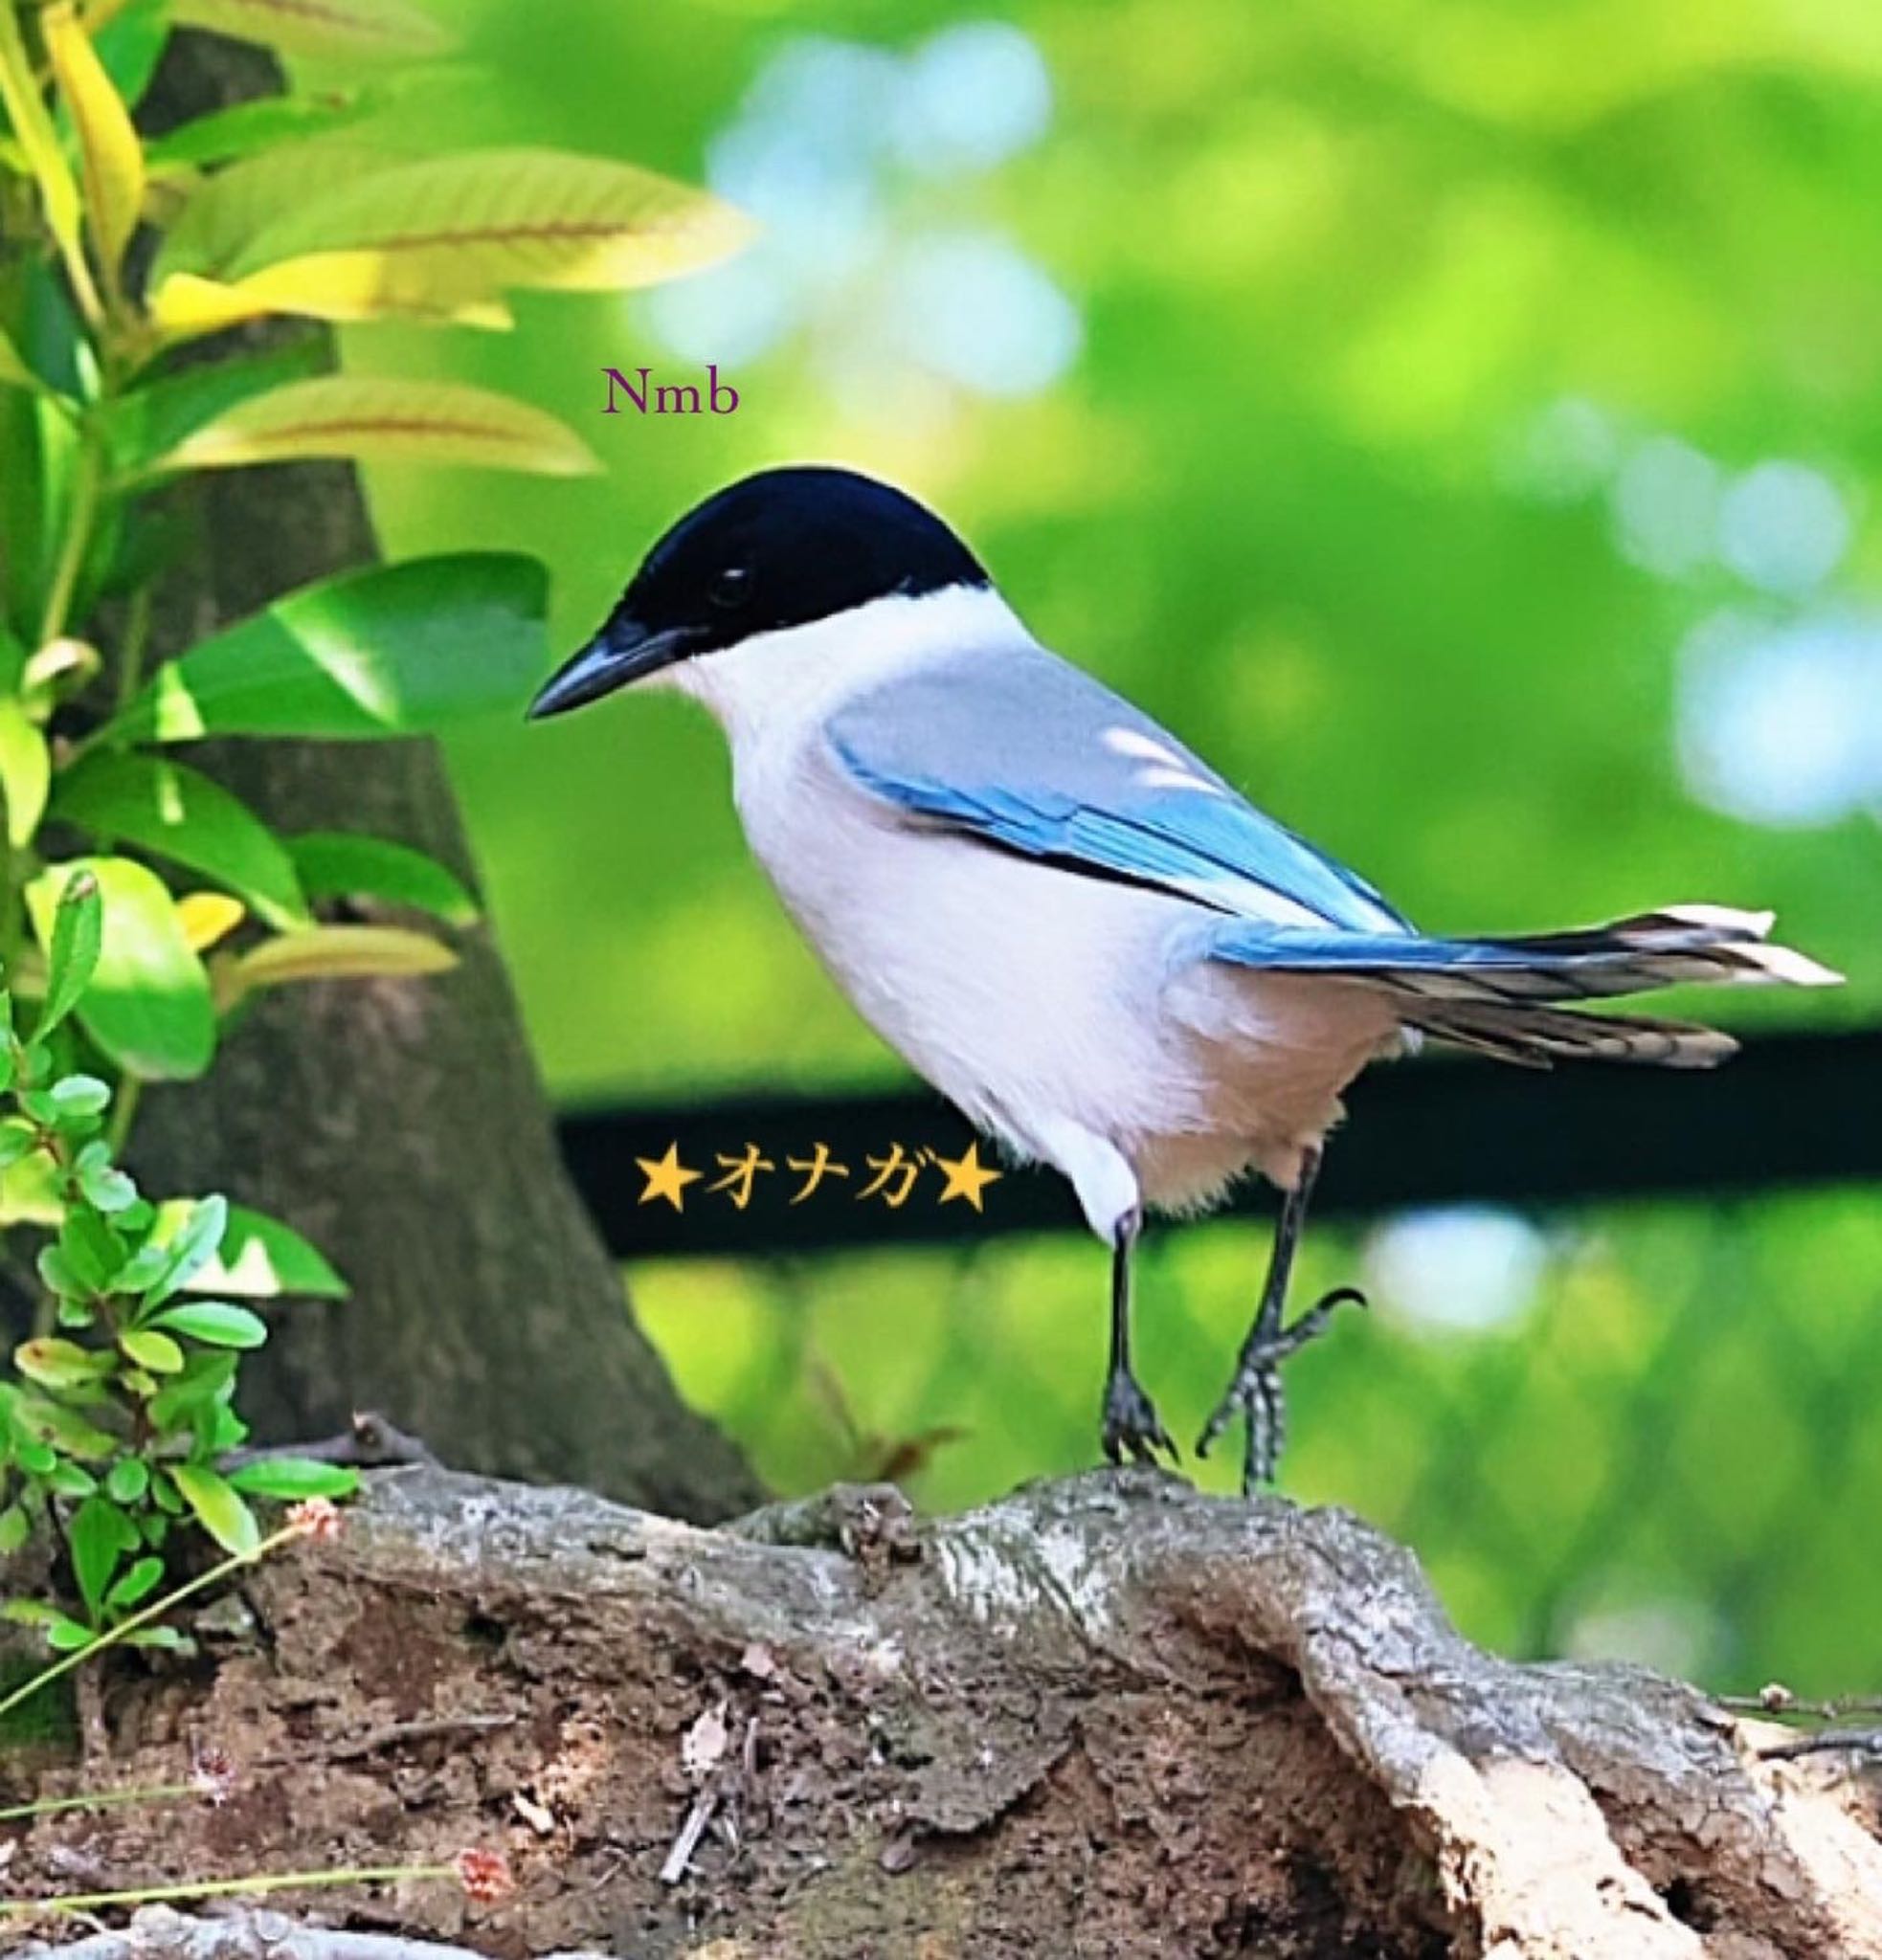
left=9, top=1468, right=1881, bottom=1957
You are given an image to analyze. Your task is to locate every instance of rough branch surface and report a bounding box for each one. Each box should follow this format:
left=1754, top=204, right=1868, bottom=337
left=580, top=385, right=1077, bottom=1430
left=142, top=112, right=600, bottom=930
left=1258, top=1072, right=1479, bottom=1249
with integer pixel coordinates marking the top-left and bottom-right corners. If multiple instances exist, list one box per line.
left=7, top=1468, right=1880, bottom=1957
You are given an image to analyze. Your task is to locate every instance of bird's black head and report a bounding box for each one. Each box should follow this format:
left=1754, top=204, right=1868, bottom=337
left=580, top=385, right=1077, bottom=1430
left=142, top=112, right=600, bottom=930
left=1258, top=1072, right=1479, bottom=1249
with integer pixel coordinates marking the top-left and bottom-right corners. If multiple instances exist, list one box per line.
left=527, top=465, right=988, bottom=719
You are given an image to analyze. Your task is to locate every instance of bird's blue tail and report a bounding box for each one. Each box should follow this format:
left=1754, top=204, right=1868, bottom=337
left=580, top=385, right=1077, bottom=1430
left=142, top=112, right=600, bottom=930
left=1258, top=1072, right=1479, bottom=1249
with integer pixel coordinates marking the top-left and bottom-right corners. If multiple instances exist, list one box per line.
left=1204, top=905, right=1841, bottom=1067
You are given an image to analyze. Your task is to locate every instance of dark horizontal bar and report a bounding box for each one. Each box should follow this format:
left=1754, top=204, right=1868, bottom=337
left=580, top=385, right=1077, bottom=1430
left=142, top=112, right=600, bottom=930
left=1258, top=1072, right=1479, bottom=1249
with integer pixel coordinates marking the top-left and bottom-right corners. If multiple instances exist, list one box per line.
left=553, top=1029, right=1882, bottom=1261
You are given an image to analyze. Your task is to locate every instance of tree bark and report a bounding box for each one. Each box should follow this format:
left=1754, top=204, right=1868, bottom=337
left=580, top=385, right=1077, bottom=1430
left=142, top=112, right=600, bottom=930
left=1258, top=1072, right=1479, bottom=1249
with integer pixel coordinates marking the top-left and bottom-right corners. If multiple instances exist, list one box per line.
left=8, top=1469, right=1880, bottom=1959
left=114, top=33, right=758, bottom=1523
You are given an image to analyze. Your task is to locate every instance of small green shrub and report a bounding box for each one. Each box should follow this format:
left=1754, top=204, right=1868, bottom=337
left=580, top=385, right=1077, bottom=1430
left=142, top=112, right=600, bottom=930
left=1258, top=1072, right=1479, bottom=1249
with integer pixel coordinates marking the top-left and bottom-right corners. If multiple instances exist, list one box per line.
left=0, top=0, right=750, bottom=1637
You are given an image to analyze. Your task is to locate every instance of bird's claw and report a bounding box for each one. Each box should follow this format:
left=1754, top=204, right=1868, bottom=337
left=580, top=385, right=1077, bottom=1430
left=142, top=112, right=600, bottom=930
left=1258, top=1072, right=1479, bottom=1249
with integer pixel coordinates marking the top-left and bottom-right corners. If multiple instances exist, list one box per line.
left=1197, top=1284, right=1367, bottom=1492
left=1101, top=1368, right=1178, bottom=1468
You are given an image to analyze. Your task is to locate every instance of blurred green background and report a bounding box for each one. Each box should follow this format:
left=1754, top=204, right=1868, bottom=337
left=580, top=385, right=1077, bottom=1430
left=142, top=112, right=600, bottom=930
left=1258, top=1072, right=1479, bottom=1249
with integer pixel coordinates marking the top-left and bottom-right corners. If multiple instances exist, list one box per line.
left=332, top=0, right=1875, bottom=1684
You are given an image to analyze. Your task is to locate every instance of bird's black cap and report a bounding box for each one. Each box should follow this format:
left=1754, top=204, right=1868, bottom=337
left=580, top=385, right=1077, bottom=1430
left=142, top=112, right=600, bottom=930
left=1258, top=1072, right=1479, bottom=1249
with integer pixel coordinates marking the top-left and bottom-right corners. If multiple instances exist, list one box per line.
left=528, top=465, right=989, bottom=719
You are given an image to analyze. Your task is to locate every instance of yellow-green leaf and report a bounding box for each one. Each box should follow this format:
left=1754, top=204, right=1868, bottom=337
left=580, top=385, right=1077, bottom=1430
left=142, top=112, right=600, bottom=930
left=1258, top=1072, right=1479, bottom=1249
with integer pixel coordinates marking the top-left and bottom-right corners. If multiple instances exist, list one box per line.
left=120, top=1328, right=184, bottom=1373
left=226, top=148, right=755, bottom=297
left=168, top=0, right=452, bottom=60
left=43, top=2, right=146, bottom=275
left=0, top=1150, right=62, bottom=1228
left=168, top=1463, right=258, bottom=1556
left=27, top=858, right=216, bottom=1080
left=0, top=697, right=50, bottom=849
left=176, top=891, right=245, bottom=950
left=154, top=139, right=404, bottom=282
left=163, top=375, right=599, bottom=476
left=14, top=1338, right=112, bottom=1391
left=0, top=2, right=84, bottom=268
left=149, top=258, right=513, bottom=341
left=229, top=924, right=456, bottom=996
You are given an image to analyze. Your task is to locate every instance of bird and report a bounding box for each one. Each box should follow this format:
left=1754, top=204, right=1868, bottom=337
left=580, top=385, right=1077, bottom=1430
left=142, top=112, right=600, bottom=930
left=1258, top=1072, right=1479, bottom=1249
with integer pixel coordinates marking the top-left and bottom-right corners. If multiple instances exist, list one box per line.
left=528, top=465, right=1843, bottom=1492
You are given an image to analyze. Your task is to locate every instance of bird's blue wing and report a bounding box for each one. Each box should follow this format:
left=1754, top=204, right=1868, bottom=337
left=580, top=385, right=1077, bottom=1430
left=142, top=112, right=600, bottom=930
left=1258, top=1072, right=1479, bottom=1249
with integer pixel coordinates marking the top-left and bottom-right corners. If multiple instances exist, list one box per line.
left=825, top=646, right=1410, bottom=933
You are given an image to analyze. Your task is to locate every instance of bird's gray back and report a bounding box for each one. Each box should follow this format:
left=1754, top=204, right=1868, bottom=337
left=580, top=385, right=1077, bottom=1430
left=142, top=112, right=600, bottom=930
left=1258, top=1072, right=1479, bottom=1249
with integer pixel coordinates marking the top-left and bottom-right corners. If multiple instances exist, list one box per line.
left=824, top=642, right=1408, bottom=934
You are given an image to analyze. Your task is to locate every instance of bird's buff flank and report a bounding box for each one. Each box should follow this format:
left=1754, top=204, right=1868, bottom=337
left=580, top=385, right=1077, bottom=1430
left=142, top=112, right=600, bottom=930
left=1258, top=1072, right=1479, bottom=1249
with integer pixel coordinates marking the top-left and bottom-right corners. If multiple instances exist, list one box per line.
left=529, top=466, right=1842, bottom=1492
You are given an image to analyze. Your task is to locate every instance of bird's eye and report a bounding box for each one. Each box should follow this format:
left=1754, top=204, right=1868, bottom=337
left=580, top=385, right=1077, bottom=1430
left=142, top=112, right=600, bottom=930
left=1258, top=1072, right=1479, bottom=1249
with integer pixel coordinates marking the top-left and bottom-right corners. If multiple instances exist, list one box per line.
left=709, top=565, right=751, bottom=610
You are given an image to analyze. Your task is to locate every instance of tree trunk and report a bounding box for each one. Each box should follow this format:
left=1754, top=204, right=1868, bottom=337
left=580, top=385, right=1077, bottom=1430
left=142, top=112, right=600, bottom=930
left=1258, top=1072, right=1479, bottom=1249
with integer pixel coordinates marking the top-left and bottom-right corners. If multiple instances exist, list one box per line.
left=118, top=33, right=758, bottom=1524
left=8, top=1469, right=1879, bottom=1957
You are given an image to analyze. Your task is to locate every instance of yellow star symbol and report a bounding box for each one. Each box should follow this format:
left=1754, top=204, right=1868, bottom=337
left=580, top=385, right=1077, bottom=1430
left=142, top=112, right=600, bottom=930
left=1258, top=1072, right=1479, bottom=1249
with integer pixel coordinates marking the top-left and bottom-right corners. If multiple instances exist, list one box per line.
left=637, top=1142, right=702, bottom=1213
left=930, top=1141, right=1002, bottom=1212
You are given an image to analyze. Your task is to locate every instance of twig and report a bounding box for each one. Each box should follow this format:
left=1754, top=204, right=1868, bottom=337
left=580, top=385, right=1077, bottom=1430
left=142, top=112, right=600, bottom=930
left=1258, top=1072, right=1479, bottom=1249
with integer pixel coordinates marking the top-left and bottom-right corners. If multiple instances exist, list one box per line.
left=658, top=1791, right=717, bottom=1886
left=1758, top=1727, right=1882, bottom=1763
left=223, top=1413, right=439, bottom=1473
left=1719, top=1684, right=1882, bottom=1724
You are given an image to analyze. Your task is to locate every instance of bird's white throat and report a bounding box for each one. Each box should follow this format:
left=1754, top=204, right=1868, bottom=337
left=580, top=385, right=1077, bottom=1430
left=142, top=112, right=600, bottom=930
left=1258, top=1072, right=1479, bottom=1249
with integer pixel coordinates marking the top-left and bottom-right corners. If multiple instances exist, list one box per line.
left=659, top=582, right=1035, bottom=748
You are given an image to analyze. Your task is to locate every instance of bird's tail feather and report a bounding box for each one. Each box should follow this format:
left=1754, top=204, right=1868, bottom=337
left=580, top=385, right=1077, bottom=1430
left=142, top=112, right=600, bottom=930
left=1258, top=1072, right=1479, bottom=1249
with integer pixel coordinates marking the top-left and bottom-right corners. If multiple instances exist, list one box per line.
left=1205, top=904, right=1841, bottom=1069
left=1397, top=1000, right=1738, bottom=1068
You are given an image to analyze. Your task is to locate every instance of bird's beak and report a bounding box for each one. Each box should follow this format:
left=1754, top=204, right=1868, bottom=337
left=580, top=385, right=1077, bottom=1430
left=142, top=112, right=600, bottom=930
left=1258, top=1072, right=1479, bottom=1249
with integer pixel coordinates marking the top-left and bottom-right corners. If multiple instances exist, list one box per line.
left=527, top=612, right=699, bottom=721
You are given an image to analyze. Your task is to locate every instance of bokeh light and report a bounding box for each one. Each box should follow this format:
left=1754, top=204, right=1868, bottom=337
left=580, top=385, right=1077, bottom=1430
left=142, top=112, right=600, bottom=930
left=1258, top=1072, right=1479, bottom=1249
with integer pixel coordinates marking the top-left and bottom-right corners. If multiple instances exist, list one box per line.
left=639, top=22, right=1078, bottom=412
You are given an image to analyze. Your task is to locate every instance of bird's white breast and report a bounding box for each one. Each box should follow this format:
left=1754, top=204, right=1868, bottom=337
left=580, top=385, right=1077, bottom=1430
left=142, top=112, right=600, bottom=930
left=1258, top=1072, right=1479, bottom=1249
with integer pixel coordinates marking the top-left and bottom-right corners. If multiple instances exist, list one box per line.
left=662, top=590, right=1399, bottom=1214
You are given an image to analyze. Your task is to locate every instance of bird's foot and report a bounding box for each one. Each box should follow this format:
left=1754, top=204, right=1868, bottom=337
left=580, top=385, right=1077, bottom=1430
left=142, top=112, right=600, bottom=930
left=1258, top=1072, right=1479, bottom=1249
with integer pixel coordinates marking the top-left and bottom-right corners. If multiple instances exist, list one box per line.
left=1101, top=1366, right=1178, bottom=1468
left=1197, top=1285, right=1367, bottom=1493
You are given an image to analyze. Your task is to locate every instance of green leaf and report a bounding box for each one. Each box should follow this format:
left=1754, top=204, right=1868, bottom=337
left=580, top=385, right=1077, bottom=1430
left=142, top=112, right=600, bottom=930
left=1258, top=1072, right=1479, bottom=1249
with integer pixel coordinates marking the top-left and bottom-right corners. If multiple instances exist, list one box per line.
left=168, top=1463, right=258, bottom=1556
left=105, top=1552, right=165, bottom=1610
left=59, top=1204, right=123, bottom=1291
left=5, top=1601, right=98, bottom=1652
left=168, top=0, right=453, bottom=61
left=103, top=341, right=326, bottom=478
left=101, top=554, right=549, bottom=746
left=43, top=1459, right=99, bottom=1499
left=2, top=1599, right=68, bottom=1627
left=203, top=1403, right=247, bottom=1453
left=69, top=1493, right=136, bottom=1619
left=146, top=1200, right=346, bottom=1300
left=11, top=1393, right=115, bottom=1459
left=123, top=1624, right=192, bottom=1653
left=120, top=1328, right=185, bottom=1372
left=143, top=1193, right=229, bottom=1307
left=52, top=752, right=310, bottom=929
left=146, top=91, right=370, bottom=169
left=78, top=1154, right=138, bottom=1214
left=227, top=1457, right=357, bottom=1500
left=289, top=832, right=479, bottom=925
left=89, top=0, right=170, bottom=111
left=37, top=868, right=102, bottom=1038
left=0, top=1503, right=30, bottom=1554
left=27, top=859, right=216, bottom=1080
left=51, top=1076, right=111, bottom=1118
left=0, top=696, right=51, bottom=849
left=35, top=1244, right=86, bottom=1299
left=0, top=1121, right=39, bottom=1169
left=105, top=1456, right=149, bottom=1503
left=161, top=375, right=600, bottom=478
left=151, top=1301, right=265, bottom=1348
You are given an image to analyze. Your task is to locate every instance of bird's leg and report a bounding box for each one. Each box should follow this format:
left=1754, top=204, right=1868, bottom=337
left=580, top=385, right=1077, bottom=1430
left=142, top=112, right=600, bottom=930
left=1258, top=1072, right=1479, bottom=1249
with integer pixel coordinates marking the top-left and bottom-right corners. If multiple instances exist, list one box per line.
left=1100, top=1209, right=1175, bottom=1466
left=1197, top=1146, right=1365, bottom=1492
